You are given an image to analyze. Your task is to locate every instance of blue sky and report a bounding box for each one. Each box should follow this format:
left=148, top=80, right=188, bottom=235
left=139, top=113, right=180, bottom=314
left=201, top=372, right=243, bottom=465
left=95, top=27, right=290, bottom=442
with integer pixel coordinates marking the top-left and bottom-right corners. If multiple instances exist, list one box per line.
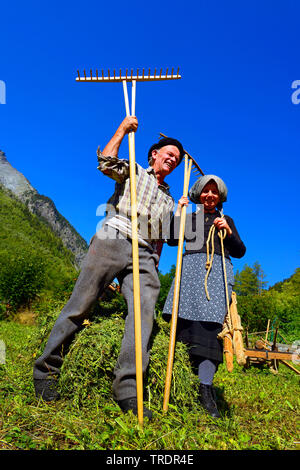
left=1, top=0, right=299, bottom=287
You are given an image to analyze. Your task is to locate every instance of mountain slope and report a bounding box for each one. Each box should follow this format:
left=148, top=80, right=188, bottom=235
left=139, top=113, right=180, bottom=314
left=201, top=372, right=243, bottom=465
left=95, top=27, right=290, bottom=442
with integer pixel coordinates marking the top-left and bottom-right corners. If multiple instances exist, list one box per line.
left=0, top=184, right=77, bottom=303
left=269, top=268, right=300, bottom=295
left=0, top=150, right=88, bottom=267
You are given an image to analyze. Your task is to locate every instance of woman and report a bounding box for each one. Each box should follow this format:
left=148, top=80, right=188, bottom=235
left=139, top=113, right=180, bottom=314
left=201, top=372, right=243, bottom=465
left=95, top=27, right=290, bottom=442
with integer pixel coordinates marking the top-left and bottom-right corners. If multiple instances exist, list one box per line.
left=163, top=175, right=246, bottom=418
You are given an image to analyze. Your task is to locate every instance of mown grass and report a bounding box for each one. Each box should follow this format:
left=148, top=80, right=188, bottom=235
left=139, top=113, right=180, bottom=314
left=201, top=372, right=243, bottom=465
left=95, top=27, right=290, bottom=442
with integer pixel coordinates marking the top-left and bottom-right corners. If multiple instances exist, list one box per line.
left=0, top=310, right=299, bottom=451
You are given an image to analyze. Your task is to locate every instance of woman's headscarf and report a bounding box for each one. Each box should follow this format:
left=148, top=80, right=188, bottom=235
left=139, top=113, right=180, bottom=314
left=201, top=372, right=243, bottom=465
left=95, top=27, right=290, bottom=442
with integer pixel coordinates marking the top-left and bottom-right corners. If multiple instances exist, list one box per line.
left=188, top=175, right=228, bottom=208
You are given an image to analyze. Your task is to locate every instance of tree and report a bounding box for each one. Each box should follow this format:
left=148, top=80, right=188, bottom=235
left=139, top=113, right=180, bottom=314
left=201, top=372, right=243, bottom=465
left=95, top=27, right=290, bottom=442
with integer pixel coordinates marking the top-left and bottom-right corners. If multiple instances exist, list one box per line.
left=234, top=262, right=267, bottom=296
left=234, top=264, right=259, bottom=296
left=253, top=261, right=268, bottom=293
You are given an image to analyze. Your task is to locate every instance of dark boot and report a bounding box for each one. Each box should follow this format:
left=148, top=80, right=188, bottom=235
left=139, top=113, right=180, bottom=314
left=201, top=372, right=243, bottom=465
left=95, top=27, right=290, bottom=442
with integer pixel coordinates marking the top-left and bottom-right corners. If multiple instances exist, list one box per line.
left=34, top=378, right=60, bottom=402
left=199, top=384, right=221, bottom=418
left=117, top=397, right=153, bottom=420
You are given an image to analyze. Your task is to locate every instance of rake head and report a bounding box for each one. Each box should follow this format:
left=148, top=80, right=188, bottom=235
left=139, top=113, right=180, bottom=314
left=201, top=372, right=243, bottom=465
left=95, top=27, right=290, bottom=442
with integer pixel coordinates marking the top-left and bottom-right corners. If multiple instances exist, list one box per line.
left=159, top=132, right=204, bottom=176
left=76, top=67, right=181, bottom=82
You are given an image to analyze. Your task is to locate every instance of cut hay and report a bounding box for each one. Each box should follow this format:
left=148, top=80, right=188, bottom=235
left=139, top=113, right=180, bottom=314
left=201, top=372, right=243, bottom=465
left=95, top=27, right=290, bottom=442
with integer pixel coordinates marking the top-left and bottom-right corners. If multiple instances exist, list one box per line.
left=32, top=304, right=200, bottom=411
left=30, top=297, right=200, bottom=413
left=58, top=315, right=199, bottom=411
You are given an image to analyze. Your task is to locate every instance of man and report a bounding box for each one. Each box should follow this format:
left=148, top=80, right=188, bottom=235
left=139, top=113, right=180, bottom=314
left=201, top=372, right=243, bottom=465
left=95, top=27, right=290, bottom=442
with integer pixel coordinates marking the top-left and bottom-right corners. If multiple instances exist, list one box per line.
left=33, top=116, right=185, bottom=419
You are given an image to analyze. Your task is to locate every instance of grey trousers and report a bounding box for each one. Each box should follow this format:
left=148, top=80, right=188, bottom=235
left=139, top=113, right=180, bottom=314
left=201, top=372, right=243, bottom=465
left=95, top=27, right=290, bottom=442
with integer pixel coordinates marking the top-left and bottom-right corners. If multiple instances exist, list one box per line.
left=33, top=225, right=160, bottom=401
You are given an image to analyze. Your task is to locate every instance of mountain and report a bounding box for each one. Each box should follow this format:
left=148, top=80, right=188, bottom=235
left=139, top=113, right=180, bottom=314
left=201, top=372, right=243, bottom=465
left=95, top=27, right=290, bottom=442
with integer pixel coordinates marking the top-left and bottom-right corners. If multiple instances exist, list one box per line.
left=0, top=150, right=88, bottom=267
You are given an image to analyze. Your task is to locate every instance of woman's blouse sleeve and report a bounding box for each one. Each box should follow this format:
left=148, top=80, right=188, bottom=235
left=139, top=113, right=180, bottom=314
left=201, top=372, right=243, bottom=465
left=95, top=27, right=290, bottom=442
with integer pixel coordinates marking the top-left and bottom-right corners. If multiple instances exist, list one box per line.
left=224, top=216, right=246, bottom=258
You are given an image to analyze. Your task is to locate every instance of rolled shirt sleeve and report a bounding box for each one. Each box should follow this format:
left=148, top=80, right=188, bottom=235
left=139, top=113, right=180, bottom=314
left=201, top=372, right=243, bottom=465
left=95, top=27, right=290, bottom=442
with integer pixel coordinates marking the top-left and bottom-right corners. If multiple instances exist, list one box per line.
left=97, top=148, right=130, bottom=184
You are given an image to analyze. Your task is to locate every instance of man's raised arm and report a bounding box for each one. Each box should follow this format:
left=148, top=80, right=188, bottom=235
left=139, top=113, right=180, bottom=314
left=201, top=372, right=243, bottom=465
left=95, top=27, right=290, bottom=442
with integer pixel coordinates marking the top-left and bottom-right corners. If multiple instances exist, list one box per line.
left=97, top=117, right=138, bottom=183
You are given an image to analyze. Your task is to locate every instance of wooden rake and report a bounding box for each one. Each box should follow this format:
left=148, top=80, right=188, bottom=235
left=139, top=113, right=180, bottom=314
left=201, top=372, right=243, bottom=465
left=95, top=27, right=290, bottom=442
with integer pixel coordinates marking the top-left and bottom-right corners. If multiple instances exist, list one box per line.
left=158, top=133, right=204, bottom=413
left=76, top=68, right=181, bottom=426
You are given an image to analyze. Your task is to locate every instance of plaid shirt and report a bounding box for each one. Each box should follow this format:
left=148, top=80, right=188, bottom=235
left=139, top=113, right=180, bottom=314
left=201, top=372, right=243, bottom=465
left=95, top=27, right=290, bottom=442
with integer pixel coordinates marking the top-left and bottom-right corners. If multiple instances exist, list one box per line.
left=97, top=150, right=175, bottom=245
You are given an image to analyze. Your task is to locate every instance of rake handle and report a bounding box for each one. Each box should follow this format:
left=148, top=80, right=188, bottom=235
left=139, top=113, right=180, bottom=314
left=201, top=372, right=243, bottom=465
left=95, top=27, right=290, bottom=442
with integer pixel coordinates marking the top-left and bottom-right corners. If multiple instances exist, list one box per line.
left=163, top=155, right=192, bottom=413
left=122, top=80, right=144, bottom=427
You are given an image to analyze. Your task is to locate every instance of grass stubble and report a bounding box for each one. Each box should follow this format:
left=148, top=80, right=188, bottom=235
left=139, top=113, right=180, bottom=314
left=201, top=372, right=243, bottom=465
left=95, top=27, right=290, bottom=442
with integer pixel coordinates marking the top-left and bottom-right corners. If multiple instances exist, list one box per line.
left=0, top=308, right=299, bottom=451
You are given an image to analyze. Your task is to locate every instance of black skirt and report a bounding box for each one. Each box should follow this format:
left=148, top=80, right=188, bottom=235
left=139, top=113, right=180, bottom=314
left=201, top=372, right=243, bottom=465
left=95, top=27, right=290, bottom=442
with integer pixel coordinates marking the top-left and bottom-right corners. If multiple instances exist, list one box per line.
left=168, top=317, right=224, bottom=364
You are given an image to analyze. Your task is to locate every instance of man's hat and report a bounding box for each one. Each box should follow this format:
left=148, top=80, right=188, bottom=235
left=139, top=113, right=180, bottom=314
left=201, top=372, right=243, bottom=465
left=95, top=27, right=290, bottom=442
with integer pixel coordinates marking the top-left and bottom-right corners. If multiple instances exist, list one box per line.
left=148, top=137, right=185, bottom=166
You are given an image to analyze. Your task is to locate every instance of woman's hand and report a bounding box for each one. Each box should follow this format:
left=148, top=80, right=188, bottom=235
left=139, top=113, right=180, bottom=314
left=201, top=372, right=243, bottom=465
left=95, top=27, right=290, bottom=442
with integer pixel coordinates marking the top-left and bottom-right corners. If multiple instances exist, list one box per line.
left=175, top=196, right=189, bottom=216
left=214, top=217, right=232, bottom=236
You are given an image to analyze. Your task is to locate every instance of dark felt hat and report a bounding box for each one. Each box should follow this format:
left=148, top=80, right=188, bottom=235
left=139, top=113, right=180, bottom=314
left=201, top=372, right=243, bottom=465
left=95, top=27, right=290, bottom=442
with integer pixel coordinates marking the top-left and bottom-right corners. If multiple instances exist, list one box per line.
left=147, top=137, right=185, bottom=166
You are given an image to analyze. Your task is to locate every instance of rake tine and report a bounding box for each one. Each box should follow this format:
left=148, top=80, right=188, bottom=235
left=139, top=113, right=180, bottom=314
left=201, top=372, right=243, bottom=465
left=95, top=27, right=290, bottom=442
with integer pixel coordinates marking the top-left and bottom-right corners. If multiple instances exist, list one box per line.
left=185, top=151, right=204, bottom=176
left=76, top=67, right=181, bottom=82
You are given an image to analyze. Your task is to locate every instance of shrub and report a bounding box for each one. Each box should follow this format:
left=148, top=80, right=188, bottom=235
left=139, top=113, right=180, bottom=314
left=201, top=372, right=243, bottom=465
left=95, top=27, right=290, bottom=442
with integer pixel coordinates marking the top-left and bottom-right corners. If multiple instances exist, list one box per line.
left=0, top=249, right=46, bottom=311
left=0, top=301, right=6, bottom=320
left=237, top=293, right=277, bottom=332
